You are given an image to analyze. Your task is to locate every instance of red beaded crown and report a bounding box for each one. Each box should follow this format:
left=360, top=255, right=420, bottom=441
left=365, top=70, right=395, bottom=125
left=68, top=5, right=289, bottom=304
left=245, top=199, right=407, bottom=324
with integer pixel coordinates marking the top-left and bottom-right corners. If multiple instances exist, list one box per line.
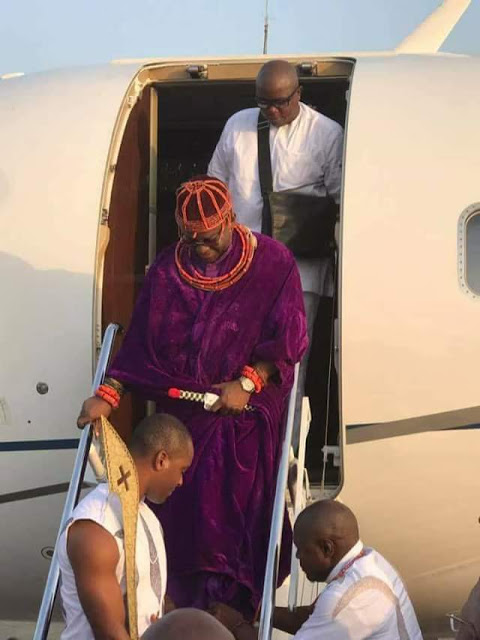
left=175, top=175, right=234, bottom=233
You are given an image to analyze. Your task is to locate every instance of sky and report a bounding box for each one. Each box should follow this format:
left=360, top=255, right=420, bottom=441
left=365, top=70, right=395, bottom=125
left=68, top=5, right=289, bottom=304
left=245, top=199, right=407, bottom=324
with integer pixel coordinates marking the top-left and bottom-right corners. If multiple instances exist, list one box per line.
left=0, top=0, right=479, bottom=77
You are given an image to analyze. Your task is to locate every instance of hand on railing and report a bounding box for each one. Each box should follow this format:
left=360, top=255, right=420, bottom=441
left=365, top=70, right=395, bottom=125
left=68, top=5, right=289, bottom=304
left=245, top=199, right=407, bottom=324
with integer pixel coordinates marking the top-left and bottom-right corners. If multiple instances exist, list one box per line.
left=77, top=395, right=112, bottom=429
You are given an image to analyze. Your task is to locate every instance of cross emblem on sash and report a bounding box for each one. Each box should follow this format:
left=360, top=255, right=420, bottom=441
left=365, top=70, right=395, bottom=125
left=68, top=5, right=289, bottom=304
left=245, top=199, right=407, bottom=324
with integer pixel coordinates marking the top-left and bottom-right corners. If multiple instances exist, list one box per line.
left=117, top=465, right=132, bottom=491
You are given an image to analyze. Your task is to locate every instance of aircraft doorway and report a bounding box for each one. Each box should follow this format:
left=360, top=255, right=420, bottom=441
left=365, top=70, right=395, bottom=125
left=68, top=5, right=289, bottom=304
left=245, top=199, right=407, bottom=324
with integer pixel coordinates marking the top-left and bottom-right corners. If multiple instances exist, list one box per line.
left=101, top=60, right=354, bottom=491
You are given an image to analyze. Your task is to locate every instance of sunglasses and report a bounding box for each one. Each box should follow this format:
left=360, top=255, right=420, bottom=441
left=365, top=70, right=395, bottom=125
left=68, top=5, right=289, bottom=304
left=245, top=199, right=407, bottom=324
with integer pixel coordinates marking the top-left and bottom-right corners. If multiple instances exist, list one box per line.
left=180, top=226, right=224, bottom=247
left=255, top=86, right=299, bottom=110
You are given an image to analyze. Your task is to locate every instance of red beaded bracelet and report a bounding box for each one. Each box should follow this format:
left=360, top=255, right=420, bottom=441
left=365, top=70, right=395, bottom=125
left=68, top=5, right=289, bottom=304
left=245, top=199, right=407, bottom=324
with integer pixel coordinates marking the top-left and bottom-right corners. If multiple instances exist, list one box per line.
left=96, top=389, right=119, bottom=409
left=96, top=385, right=120, bottom=402
left=95, top=384, right=120, bottom=409
left=242, top=365, right=265, bottom=393
left=243, top=366, right=264, bottom=392
left=99, top=384, right=120, bottom=401
left=250, top=365, right=267, bottom=386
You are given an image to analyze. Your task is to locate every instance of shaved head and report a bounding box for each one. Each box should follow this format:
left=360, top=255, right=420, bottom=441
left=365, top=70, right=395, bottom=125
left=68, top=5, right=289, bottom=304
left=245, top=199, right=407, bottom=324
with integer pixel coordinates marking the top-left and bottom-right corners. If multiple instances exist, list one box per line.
left=293, top=500, right=360, bottom=582
left=142, top=609, right=234, bottom=640
left=256, top=60, right=299, bottom=94
left=255, top=60, right=301, bottom=127
left=295, top=500, right=359, bottom=546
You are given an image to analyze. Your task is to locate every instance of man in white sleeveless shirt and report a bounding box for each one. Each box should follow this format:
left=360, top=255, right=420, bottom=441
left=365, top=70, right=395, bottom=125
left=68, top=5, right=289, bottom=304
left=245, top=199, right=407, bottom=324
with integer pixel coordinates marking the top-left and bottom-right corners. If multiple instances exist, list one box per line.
left=212, top=500, right=423, bottom=640
left=58, top=413, right=194, bottom=640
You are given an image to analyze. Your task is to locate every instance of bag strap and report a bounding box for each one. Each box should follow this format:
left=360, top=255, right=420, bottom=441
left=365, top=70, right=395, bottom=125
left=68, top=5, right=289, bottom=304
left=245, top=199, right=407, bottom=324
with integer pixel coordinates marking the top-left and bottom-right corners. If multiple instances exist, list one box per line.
left=257, top=112, right=273, bottom=235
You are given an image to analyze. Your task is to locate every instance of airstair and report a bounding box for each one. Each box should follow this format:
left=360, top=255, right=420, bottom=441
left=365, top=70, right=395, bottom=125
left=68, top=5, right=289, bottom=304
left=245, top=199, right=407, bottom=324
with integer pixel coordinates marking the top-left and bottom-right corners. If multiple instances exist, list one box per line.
left=259, top=366, right=319, bottom=640
left=33, top=323, right=121, bottom=640
left=33, top=326, right=324, bottom=640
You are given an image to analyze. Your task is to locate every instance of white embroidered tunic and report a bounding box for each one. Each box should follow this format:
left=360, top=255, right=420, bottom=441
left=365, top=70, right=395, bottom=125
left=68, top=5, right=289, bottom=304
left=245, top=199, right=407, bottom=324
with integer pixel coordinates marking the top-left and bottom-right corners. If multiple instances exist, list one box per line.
left=295, top=540, right=423, bottom=640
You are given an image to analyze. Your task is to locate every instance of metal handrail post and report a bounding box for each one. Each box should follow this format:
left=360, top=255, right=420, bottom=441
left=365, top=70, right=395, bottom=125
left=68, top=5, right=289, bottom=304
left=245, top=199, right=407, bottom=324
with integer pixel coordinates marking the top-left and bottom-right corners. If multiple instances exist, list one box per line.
left=288, top=396, right=311, bottom=610
left=33, top=322, right=121, bottom=640
left=258, top=363, right=299, bottom=640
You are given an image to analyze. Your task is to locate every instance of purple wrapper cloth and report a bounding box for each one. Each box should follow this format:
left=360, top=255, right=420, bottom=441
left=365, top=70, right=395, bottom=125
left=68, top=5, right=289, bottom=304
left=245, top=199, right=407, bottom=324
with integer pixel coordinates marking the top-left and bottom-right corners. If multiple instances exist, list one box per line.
left=108, top=232, right=308, bottom=618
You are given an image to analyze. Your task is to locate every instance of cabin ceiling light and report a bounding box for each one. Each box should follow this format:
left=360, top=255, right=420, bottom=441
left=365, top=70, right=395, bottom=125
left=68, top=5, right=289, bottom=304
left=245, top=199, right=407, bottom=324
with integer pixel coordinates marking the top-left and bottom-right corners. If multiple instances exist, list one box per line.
left=297, top=62, right=315, bottom=76
left=186, top=64, right=208, bottom=79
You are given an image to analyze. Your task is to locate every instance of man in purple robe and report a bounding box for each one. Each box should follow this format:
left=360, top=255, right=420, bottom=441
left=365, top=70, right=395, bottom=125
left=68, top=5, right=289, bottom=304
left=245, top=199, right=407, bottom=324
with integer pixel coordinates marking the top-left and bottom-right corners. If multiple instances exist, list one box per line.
left=78, top=176, right=307, bottom=620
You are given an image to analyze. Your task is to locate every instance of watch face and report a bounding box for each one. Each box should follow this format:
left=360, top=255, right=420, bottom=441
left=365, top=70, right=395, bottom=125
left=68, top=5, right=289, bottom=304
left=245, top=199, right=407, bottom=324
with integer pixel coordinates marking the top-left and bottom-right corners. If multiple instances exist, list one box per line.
left=240, top=376, right=255, bottom=393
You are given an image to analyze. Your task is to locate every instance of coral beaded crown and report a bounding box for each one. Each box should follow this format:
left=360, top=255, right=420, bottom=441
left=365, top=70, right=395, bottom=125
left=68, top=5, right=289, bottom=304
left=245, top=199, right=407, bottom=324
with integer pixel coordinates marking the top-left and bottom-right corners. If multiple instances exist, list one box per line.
left=174, top=176, right=256, bottom=292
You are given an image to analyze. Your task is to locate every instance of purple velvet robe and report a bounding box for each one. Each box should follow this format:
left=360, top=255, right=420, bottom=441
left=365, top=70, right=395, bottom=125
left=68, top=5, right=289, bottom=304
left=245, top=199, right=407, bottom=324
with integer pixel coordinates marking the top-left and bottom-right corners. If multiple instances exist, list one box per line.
left=108, top=231, right=307, bottom=618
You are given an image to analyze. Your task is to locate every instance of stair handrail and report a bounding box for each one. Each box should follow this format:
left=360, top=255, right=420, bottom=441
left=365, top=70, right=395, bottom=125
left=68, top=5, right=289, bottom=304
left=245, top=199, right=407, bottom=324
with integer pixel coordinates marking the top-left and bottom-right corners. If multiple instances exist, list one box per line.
left=33, top=322, right=121, bottom=640
left=288, top=396, right=311, bottom=610
left=258, top=362, right=299, bottom=640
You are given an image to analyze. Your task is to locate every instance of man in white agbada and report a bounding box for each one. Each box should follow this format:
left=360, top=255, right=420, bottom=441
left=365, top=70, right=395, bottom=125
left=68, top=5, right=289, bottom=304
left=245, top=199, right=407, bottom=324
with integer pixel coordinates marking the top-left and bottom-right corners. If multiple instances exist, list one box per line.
left=208, top=59, right=343, bottom=446
left=211, top=500, right=423, bottom=640
left=58, top=413, right=194, bottom=640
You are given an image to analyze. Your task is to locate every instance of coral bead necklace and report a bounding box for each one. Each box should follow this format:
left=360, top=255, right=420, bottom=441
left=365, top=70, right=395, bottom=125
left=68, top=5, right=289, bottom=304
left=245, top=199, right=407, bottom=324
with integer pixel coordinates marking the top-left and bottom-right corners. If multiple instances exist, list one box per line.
left=175, top=224, right=257, bottom=292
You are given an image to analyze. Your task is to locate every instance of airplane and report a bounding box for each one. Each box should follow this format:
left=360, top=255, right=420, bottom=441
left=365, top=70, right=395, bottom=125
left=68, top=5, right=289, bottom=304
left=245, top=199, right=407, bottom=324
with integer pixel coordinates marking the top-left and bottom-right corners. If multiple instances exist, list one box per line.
left=0, top=0, right=478, bottom=637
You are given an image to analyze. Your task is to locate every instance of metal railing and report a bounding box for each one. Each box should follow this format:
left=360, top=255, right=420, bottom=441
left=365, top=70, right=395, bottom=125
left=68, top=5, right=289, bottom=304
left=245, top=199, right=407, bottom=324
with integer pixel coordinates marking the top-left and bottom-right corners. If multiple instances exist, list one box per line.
left=258, top=363, right=299, bottom=640
left=288, top=396, right=312, bottom=611
left=33, top=322, right=121, bottom=640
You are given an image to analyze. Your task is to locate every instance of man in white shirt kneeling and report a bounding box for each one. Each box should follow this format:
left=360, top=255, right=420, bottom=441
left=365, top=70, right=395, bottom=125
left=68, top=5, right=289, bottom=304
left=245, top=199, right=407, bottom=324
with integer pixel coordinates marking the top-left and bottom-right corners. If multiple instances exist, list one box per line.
left=212, top=500, right=423, bottom=640
left=58, top=413, right=194, bottom=640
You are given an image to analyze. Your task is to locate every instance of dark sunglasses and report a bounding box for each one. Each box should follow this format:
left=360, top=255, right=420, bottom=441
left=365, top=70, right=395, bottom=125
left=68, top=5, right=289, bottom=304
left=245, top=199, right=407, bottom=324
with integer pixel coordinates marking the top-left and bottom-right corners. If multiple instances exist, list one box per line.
left=180, top=226, right=223, bottom=247
left=255, top=86, right=299, bottom=110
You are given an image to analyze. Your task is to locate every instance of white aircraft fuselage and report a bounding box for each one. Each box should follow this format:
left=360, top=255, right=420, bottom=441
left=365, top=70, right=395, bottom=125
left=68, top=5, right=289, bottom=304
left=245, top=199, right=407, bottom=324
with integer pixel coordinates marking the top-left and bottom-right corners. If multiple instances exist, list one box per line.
left=1, top=3, right=480, bottom=634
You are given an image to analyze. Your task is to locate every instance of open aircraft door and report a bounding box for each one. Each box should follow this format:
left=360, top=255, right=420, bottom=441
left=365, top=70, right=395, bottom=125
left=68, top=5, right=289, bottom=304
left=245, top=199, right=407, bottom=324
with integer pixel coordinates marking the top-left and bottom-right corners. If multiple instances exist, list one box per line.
left=338, top=54, right=480, bottom=633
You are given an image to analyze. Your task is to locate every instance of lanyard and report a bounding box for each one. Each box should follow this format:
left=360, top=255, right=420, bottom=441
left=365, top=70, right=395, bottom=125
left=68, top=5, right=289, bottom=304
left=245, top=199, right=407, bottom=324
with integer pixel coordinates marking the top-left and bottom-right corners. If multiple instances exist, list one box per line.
left=329, top=549, right=368, bottom=584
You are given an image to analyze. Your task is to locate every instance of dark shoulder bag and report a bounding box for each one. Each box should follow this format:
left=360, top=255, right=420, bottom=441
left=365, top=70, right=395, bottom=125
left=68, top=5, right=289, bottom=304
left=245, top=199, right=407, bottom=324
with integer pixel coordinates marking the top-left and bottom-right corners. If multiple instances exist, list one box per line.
left=257, top=113, right=337, bottom=259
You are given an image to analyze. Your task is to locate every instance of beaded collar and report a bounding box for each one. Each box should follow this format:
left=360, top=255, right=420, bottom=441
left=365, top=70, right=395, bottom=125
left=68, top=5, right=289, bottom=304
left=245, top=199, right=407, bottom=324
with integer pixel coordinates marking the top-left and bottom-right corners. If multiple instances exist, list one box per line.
left=175, top=224, right=257, bottom=292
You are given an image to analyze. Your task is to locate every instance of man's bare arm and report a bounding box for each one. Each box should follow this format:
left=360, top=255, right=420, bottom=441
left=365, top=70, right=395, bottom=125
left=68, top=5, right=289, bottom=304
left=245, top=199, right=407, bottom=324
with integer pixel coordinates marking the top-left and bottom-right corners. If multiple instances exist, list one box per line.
left=210, top=602, right=314, bottom=639
left=233, top=605, right=313, bottom=638
left=67, top=519, right=130, bottom=640
left=273, top=605, right=314, bottom=635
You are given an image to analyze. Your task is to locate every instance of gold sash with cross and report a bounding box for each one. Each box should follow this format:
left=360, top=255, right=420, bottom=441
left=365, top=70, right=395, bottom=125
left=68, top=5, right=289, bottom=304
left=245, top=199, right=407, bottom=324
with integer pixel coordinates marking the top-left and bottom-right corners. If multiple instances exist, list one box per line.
left=98, top=415, right=139, bottom=640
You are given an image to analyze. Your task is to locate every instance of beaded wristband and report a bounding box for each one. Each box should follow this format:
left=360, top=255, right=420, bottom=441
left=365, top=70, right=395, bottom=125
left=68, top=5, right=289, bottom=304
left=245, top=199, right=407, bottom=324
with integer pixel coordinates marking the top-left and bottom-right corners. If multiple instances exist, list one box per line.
left=243, top=366, right=263, bottom=393
left=95, top=389, right=119, bottom=409
left=95, top=384, right=120, bottom=409
left=96, top=385, right=119, bottom=402
left=95, top=390, right=119, bottom=410
left=242, top=365, right=265, bottom=393
left=248, top=365, right=266, bottom=383
left=98, top=384, right=120, bottom=401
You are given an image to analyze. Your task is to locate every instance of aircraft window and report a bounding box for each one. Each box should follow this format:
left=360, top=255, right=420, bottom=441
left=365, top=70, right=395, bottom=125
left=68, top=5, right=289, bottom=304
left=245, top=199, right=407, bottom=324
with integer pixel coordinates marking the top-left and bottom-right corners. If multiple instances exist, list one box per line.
left=466, top=215, right=480, bottom=294
left=459, top=204, right=480, bottom=298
